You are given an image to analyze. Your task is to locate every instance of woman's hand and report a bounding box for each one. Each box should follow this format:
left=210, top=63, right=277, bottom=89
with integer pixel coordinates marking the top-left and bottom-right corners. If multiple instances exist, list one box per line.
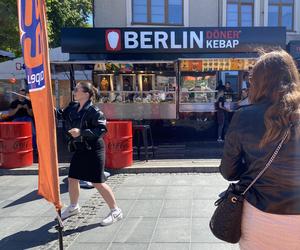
left=68, top=128, right=81, bottom=138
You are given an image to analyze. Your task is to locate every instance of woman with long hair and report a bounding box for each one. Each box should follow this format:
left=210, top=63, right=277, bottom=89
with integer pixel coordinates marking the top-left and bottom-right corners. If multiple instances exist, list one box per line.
left=219, top=50, right=300, bottom=249
left=59, top=81, right=122, bottom=226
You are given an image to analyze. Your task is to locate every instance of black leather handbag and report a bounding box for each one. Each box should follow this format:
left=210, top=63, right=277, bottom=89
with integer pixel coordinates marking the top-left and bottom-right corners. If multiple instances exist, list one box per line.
left=209, top=128, right=290, bottom=244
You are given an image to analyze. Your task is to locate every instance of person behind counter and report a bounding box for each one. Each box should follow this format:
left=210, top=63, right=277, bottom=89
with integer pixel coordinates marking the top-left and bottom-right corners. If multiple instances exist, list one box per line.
left=216, top=80, right=225, bottom=92
left=58, top=82, right=123, bottom=226
left=8, top=88, right=33, bottom=121
left=237, top=88, right=250, bottom=108
left=219, top=50, right=300, bottom=249
left=123, top=78, right=134, bottom=102
left=8, top=88, right=36, bottom=149
left=224, top=81, right=234, bottom=101
left=216, top=89, right=231, bottom=142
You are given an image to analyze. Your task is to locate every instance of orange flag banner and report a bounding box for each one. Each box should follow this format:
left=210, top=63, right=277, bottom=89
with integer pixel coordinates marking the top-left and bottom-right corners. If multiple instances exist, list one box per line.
left=17, top=0, right=62, bottom=210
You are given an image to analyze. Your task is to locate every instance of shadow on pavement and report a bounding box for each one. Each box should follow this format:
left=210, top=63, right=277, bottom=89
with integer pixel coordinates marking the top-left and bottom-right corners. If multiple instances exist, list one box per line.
left=63, top=222, right=101, bottom=236
left=0, top=220, right=57, bottom=250
left=0, top=220, right=102, bottom=250
left=3, top=179, right=69, bottom=208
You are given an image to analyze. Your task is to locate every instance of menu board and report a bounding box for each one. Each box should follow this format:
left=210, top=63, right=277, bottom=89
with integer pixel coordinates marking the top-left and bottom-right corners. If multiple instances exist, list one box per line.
left=230, top=59, right=245, bottom=70
left=180, top=60, right=202, bottom=71
left=243, top=58, right=256, bottom=70
left=180, top=58, right=256, bottom=72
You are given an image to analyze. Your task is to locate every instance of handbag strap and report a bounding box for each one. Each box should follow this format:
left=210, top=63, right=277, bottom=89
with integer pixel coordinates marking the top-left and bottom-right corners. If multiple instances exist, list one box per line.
left=241, top=125, right=291, bottom=196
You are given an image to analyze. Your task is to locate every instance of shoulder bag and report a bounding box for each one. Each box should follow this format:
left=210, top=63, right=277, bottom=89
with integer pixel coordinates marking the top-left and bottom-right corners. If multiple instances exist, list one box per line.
left=209, top=128, right=290, bottom=243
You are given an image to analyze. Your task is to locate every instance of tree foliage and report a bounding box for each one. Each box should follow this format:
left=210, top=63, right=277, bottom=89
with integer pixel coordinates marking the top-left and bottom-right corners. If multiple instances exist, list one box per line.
left=0, top=0, right=92, bottom=58
left=0, top=0, right=21, bottom=57
left=46, top=0, right=93, bottom=48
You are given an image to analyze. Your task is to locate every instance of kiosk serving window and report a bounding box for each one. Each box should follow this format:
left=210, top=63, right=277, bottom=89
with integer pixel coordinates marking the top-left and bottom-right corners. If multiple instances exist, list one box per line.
left=92, top=63, right=177, bottom=119
left=180, top=74, right=217, bottom=104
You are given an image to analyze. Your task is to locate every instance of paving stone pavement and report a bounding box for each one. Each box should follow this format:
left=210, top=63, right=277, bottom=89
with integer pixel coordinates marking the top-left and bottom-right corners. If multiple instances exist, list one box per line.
left=0, top=173, right=239, bottom=250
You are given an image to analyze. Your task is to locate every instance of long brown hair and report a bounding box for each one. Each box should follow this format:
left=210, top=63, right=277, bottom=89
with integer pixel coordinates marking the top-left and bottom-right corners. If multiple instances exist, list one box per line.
left=248, top=49, right=300, bottom=147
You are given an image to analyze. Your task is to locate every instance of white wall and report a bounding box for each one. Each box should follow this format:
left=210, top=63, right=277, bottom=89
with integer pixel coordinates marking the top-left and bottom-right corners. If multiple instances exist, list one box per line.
left=94, top=0, right=127, bottom=27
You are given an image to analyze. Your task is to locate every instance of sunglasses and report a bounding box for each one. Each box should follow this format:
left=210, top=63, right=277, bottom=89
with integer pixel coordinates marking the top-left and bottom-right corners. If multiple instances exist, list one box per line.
left=73, top=87, right=86, bottom=93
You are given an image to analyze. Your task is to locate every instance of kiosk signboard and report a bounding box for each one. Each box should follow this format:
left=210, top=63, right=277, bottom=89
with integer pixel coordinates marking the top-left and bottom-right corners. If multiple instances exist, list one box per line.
left=62, top=27, right=286, bottom=54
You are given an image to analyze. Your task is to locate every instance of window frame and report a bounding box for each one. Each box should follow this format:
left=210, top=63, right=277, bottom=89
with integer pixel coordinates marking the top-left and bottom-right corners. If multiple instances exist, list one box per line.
left=132, top=0, right=184, bottom=26
left=226, top=0, right=255, bottom=27
left=268, top=0, right=294, bottom=31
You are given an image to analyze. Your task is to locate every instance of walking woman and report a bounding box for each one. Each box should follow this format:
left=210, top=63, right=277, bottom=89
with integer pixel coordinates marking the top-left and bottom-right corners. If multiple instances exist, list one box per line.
left=59, top=82, right=122, bottom=226
left=220, top=50, right=300, bottom=249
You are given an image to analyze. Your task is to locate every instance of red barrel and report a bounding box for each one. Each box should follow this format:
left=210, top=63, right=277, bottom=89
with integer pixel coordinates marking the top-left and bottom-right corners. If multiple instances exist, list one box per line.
left=0, top=122, right=33, bottom=168
left=104, top=121, right=133, bottom=169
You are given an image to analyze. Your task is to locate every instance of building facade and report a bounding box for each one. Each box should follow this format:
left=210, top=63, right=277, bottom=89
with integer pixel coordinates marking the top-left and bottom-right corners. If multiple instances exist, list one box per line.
left=94, top=0, right=300, bottom=43
left=60, top=0, right=298, bottom=123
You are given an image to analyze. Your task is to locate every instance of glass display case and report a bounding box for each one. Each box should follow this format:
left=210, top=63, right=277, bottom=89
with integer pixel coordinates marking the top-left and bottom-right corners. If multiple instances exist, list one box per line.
left=92, top=68, right=177, bottom=120
left=179, top=73, right=217, bottom=112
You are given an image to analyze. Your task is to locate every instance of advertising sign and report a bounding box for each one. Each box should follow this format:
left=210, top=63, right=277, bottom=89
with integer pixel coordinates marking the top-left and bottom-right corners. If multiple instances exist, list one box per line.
left=62, top=27, right=286, bottom=54
left=18, top=0, right=61, bottom=210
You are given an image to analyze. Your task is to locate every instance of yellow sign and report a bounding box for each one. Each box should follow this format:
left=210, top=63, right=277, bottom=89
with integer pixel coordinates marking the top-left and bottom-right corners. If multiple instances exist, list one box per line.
left=180, top=58, right=256, bottom=72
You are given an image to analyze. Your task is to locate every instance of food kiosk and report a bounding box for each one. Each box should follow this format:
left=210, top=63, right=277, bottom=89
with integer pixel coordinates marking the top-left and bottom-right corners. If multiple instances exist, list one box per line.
left=60, top=27, right=286, bottom=129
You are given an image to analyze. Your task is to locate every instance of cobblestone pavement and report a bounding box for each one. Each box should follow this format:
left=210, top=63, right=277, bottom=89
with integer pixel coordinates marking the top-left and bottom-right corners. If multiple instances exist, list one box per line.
left=0, top=173, right=239, bottom=250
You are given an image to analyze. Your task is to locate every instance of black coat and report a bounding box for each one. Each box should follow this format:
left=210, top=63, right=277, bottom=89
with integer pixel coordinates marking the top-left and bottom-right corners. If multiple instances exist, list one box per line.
left=220, top=99, right=300, bottom=214
left=59, top=100, right=108, bottom=183
left=61, top=100, right=107, bottom=143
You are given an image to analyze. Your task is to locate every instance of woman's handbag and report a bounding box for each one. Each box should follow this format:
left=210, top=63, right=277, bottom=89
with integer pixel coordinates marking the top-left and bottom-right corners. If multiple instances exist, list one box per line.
left=209, top=128, right=290, bottom=243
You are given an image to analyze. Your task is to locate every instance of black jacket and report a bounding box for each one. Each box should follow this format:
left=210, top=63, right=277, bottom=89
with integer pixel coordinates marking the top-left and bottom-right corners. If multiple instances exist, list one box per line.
left=59, top=101, right=107, bottom=150
left=220, top=99, right=300, bottom=214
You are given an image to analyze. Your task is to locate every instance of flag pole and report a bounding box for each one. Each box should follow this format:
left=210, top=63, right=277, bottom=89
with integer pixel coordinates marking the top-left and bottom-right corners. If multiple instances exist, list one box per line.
left=56, top=210, right=64, bottom=250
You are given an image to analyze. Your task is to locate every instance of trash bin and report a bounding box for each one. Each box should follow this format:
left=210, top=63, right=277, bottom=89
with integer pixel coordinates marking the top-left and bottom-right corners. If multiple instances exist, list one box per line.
left=104, top=121, right=133, bottom=169
left=0, top=122, right=33, bottom=168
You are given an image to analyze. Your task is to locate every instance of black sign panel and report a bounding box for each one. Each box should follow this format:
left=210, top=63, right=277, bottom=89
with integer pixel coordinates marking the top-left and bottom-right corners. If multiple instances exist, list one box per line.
left=288, top=40, right=300, bottom=59
left=61, top=27, right=286, bottom=54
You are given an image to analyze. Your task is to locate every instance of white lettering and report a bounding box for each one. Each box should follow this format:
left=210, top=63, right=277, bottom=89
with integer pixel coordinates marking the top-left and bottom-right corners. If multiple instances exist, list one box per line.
left=213, top=40, right=219, bottom=48
left=226, top=40, right=233, bottom=48
left=190, top=31, right=203, bottom=48
left=27, top=71, right=44, bottom=85
left=124, top=31, right=138, bottom=49
left=182, top=31, right=187, bottom=49
left=140, top=31, right=153, bottom=49
left=123, top=30, right=239, bottom=50
left=219, top=40, right=226, bottom=48
left=154, top=31, right=168, bottom=48
left=206, top=39, right=239, bottom=48
left=170, top=31, right=182, bottom=49
left=206, top=40, right=213, bottom=48
left=233, top=40, right=239, bottom=47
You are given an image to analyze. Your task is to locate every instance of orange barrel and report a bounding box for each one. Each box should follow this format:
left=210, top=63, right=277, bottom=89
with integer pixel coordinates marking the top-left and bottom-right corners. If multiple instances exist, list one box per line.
left=104, top=121, right=133, bottom=169
left=0, top=122, right=33, bottom=168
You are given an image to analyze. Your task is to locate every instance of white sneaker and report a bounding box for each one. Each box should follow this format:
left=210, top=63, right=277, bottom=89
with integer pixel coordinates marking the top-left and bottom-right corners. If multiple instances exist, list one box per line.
left=61, top=205, right=80, bottom=220
left=104, top=171, right=111, bottom=178
left=217, top=138, right=224, bottom=143
left=80, top=180, right=94, bottom=189
left=100, top=208, right=123, bottom=226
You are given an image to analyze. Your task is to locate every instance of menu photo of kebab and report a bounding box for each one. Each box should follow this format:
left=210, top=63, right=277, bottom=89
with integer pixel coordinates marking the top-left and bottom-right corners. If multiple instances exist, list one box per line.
left=202, top=59, right=209, bottom=72
left=230, top=59, right=244, bottom=70
left=180, top=61, right=190, bottom=71
left=244, top=58, right=256, bottom=70
left=191, top=61, right=202, bottom=71
left=213, top=59, right=219, bottom=71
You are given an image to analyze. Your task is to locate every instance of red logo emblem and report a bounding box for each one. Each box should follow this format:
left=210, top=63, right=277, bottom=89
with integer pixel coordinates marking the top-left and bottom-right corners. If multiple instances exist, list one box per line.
left=105, top=29, right=121, bottom=51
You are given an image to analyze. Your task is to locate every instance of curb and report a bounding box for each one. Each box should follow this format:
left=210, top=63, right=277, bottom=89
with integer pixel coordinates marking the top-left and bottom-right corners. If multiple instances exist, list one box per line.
left=0, top=160, right=221, bottom=175
left=0, top=164, right=70, bottom=176
left=108, top=166, right=220, bottom=174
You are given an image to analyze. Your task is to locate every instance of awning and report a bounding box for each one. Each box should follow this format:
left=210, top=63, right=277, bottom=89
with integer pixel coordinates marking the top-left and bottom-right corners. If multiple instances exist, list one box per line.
left=0, top=49, right=15, bottom=58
